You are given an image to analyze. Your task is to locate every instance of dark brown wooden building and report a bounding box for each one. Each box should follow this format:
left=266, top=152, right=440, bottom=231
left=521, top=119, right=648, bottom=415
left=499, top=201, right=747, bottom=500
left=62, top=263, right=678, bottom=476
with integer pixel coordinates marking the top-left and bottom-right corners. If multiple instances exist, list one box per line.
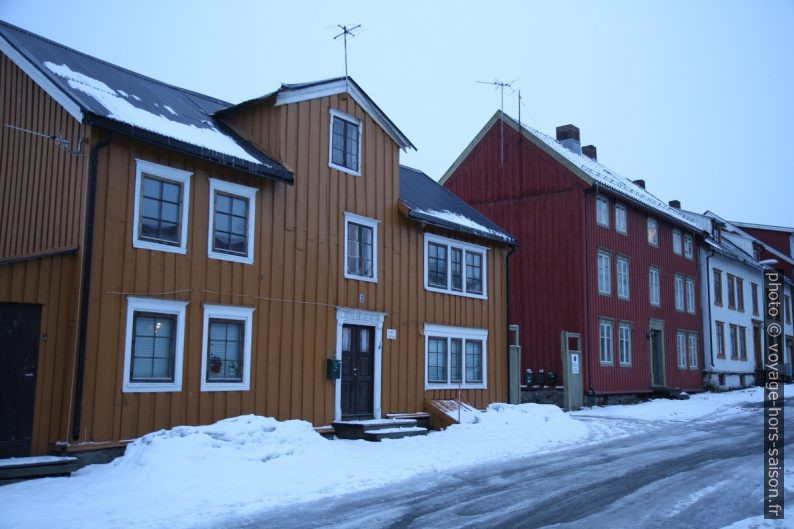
left=0, top=21, right=515, bottom=456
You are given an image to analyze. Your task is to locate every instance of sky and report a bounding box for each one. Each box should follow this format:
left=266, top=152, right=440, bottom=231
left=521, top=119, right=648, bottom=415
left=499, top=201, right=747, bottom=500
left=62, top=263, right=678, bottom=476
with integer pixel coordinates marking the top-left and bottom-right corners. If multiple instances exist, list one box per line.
left=1, top=0, right=792, bottom=226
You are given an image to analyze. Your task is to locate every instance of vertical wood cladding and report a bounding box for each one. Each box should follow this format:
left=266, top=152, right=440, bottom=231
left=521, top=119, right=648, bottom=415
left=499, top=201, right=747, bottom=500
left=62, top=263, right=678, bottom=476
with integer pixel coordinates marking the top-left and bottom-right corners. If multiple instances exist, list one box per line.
left=0, top=54, right=88, bottom=259
left=75, top=93, right=507, bottom=444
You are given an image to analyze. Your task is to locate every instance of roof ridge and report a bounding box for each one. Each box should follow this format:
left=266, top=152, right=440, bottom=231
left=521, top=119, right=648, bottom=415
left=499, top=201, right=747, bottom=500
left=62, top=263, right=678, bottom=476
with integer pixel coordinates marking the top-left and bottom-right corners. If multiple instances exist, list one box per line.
left=0, top=18, right=232, bottom=107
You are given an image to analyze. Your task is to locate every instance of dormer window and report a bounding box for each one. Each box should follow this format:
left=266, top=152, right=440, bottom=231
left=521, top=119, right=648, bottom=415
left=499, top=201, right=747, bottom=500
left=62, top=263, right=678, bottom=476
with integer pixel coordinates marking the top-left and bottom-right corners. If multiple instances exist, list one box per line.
left=329, top=109, right=362, bottom=175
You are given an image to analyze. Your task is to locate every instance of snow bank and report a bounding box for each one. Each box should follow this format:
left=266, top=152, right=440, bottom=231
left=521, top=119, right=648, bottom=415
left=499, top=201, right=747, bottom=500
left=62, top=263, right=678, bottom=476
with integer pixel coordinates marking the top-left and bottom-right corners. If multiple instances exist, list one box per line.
left=0, top=404, right=587, bottom=529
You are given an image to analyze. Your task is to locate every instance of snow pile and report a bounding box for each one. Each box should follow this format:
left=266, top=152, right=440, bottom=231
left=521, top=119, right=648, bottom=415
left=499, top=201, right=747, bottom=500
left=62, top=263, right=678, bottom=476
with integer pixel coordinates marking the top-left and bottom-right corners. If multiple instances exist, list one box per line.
left=43, top=62, right=263, bottom=166
left=412, top=208, right=514, bottom=242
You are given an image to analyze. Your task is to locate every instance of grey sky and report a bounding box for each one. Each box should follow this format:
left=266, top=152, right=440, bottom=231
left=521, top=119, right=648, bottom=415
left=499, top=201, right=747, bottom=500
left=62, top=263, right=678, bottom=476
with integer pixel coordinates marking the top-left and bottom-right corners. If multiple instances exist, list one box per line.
left=2, top=0, right=792, bottom=226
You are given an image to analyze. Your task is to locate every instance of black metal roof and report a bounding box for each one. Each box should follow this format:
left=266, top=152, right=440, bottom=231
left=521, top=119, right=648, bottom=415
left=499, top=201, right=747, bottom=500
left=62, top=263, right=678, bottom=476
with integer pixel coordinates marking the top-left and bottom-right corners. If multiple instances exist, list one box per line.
left=0, top=20, right=292, bottom=183
left=399, top=165, right=516, bottom=246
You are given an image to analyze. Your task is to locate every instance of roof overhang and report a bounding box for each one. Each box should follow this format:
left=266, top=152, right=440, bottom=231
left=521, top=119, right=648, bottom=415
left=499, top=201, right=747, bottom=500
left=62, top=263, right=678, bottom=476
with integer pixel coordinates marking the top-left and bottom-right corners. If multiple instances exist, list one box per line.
left=398, top=200, right=517, bottom=247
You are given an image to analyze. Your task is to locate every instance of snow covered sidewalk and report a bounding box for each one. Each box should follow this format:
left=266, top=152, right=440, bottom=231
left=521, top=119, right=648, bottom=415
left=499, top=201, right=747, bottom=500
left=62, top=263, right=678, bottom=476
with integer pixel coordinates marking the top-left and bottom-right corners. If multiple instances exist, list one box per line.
left=0, top=387, right=780, bottom=529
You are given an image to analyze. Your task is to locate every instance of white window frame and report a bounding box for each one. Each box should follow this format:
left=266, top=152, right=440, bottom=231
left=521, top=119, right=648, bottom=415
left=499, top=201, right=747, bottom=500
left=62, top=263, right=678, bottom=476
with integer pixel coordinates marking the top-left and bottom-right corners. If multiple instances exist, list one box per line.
left=688, top=332, right=698, bottom=369
left=615, top=203, right=627, bottom=235
left=424, top=324, right=488, bottom=390
left=200, top=304, right=255, bottom=392
left=132, top=159, right=192, bottom=254
left=597, top=249, right=611, bottom=296
left=424, top=233, right=487, bottom=299
left=676, top=330, right=687, bottom=369
left=649, top=267, right=661, bottom=306
left=684, top=234, right=693, bottom=259
left=328, top=108, right=362, bottom=176
left=616, top=255, right=630, bottom=300
left=686, top=278, right=696, bottom=314
left=343, top=212, right=379, bottom=283
left=672, top=229, right=682, bottom=255
left=599, top=319, right=614, bottom=365
left=122, top=297, right=188, bottom=393
left=674, top=274, right=685, bottom=312
left=647, top=217, right=659, bottom=247
left=618, top=321, right=632, bottom=366
left=207, top=178, right=257, bottom=264
left=596, top=196, right=609, bottom=228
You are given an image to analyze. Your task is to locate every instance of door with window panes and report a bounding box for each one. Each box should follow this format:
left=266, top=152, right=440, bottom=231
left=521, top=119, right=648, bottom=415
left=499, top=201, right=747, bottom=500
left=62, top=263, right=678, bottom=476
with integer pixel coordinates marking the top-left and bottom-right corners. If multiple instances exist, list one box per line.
left=341, top=324, right=374, bottom=418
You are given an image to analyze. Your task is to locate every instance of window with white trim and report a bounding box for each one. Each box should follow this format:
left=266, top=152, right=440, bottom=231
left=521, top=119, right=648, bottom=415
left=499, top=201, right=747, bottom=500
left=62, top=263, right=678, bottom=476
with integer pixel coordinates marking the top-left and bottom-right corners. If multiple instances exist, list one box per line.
left=424, top=233, right=487, bottom=298
left=684, top=234, right=693, bottom=259
left=672, top=229, right=682, bottom=255
left=716, top=321, right=725, bottom=358
left=729, top=323, right=739, bottom=359
left=596, top=196, right=609, bottom=227
left=615, top=204, right=628, bottom=234
left=344, top=212, right=379, bottom=282
left=649, top=267, right=661, bottom=306
left=738, top=326, right=747, bottom=360
left=597, top=250, right=611, bottom=295
left=686, top=278, right=696, bottom=314
left=424, top=324, right=487, bottom=389
left=123, top=297, right=188, bottom=392
left=647, top=218, right=658, bottom=247
left=208, top=178, right=257, bottom=264
left=676, top=331, right=687, bottom=368
left=329, top=109, right=361, bottom=175
left=688, top=332, right=698, bottom=369
left=201, top=304, right=255, bottom=391
left=617, top=256, right=630, bottom=300
left=618, top=321, right=631, bottom=366
left=599, top=319, right=614, bottom=364
left=133, top=159, right=192, bottom=254
left=674, top=274, right=684, bottom=311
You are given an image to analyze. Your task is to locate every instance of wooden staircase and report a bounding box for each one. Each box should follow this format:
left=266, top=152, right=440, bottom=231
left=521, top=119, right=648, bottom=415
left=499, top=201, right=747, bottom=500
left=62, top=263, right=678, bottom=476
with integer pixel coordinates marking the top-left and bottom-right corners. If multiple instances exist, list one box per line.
left=331, top=418, right=428, bottom=442
left=425, top=399, right=481, bottom=429
left=0, top=456, right=79, bottom=485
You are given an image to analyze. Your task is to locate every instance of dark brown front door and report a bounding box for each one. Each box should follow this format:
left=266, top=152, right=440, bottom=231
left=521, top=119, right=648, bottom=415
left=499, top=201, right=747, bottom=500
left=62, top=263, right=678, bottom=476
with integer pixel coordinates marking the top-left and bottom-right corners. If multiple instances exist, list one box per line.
left=753, top=322, right=762, bottom=370
left=650, top=328, right=665, bottom=387
left=0, top=303, right=41, bottom=457
left=341, top=324, right=374, bottom=419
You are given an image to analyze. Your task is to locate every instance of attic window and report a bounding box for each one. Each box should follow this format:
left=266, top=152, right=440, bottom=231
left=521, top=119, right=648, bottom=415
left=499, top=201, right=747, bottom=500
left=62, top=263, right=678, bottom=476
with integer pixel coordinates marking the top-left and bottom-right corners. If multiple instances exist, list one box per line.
left=329, top=109, right=361, bottom=175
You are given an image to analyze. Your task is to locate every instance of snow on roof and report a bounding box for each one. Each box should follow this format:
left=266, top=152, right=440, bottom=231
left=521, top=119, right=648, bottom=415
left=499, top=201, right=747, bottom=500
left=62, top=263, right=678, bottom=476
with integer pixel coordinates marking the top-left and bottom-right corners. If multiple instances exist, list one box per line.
left=412, top=208, right=515, bottom=243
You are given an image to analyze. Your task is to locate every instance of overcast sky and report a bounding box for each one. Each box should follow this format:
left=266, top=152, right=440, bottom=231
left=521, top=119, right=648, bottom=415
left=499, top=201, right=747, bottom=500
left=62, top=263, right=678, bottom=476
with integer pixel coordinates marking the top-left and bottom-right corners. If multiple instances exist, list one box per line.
left=2, top=0, right=792, bottom=226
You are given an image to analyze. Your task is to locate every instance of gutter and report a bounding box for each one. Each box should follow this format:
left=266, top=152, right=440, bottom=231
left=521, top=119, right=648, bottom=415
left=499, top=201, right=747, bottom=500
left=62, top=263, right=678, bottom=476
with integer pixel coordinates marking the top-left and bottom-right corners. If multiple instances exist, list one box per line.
left=72, top=131, right=113, bottom=440
left=706, top=248, right=716, bottom=369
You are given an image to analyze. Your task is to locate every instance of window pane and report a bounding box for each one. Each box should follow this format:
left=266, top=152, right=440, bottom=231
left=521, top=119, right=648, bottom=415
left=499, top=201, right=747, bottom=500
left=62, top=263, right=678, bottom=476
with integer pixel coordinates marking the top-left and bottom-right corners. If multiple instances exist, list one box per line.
left=465, top=252, right=483, bottom=294
left=206, top=320, right=244, bottom=383
left=465, top=340, right=483, bottom=383
left=131, top=313, right=175, bottom=382
left=451, top=248, right=463, bottom=291
left=450, top=338, right=462, bottom=383
left=139, top=176, right=181, bottom=245
left=161, top=181, right=180, bottom=204
left=428, top=337, right=447, bottom=383
left=428, top=242, right=448, bottom=287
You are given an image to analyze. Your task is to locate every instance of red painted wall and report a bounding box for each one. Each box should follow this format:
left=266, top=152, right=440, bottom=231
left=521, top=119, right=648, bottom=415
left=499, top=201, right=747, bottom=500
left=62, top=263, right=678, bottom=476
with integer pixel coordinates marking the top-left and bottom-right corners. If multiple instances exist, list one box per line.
left=739, top=227, right=793, bottom=280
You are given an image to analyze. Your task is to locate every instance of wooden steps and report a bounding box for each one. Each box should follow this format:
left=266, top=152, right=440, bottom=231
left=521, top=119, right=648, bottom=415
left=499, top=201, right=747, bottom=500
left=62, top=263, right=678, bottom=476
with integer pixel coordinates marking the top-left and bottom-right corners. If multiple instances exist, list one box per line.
left=425, top=399, right=481, bottom=429
left=331, top=418, right=428, bottom=441
left=0, top=456, right=79, bottom=485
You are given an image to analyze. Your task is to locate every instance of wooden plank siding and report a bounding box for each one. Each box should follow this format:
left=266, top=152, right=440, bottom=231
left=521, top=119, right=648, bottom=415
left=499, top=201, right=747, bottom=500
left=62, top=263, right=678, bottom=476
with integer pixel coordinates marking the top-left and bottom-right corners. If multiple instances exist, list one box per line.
left=69, top=93, right=508, bottom=445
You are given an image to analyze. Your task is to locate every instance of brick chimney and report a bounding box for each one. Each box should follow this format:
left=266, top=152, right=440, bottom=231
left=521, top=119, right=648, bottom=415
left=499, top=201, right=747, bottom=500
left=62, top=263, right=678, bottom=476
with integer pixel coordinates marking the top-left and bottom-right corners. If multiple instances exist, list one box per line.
left=668, top=200, right=681, bottom=209
left=633, top=179, right=646, bottom=189
left=556, top=124, right=581, bottom=155
left=582, top=145, right=597, bottom=160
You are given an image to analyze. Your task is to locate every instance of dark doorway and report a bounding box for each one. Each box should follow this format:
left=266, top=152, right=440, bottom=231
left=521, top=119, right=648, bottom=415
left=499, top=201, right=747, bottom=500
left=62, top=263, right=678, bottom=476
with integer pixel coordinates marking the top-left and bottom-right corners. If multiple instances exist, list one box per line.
left=650, top=327, right=665, bottom=387
left=0, top=303, right=42, bottom=457
left=341, top=324, right=374, bottom=419
left=753, top=321, right=763, bottom=383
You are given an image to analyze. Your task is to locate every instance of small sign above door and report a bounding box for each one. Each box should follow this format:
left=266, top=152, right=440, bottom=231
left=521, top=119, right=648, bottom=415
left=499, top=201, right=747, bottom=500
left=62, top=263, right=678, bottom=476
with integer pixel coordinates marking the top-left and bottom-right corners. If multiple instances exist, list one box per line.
left=386, top=329, right=397, bottom=340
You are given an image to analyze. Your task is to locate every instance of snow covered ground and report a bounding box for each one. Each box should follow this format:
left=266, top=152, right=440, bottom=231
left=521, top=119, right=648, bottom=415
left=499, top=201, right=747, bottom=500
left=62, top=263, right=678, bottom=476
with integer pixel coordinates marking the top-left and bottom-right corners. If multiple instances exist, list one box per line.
left=0, top=386, right=785, bottom=529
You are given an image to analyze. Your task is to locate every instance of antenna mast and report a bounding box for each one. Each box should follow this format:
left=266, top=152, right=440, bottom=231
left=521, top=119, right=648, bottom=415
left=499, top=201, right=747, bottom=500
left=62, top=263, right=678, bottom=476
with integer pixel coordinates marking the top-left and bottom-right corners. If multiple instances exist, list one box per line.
left=334, top=24, right=362, bottom=80
left=477, top=78, right=515, bottom=166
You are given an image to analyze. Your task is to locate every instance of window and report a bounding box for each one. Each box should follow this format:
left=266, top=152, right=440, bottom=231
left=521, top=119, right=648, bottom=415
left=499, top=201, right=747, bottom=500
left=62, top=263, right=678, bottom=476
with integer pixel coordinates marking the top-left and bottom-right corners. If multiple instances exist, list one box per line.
left=201, top=304, right=255, bottom=391
left=729, top=324, right=738, bottom=359
left=599, top=319, right=614, bottom=365
left=684, top=234, right=693, bottom=259
left=647, top=218, right=658, bottom=246
left=736, top=277, right=745, bottom=312
left=688, top=333, right=698, bottom=369
left=649, top=267, right=660, bottom=306
left=122, top=297, right=188, bottom=392
left=207, top=179, right=257, bottom=264
left=752, top=283, right=759, bottom=316
left=738, top=326, right=747, bottom=360
left=676, top=331, right=687, bottom=369
left=615, top=204, right=627, bottom=234
left=616, top=256, right=630, bottom=300
left=727, top=274, right=736, bottom=309
left=714, top=269, right=723, bottom=306
left=597, top=250, right=611, bottom=295
left=672, top=230, right=682, bottom=255
left=686, top=278, right=696, bottom=314
left=329, top=109, right=361, bottom=175
left=618, top=322, right=631, bottom=366
left=674, top=274, right=684, bottom=312
left=424, top=234, right=487, bottom=298
left=344, top=212, right=379, bottom=282
left=716, top=321, right=725, bottom=358
left=132, top=159, right=191, bottom=254
left=596, top=196, right=609, bottom=227
left=424, top=324, right=487, bottom=389
left=786, top=296, right=792, bottom=324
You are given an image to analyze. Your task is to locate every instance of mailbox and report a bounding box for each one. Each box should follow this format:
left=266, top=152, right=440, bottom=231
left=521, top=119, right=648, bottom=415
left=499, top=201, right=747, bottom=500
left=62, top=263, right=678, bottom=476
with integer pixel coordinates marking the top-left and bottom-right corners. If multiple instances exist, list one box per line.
left=326, top=358, right=341, bottom=380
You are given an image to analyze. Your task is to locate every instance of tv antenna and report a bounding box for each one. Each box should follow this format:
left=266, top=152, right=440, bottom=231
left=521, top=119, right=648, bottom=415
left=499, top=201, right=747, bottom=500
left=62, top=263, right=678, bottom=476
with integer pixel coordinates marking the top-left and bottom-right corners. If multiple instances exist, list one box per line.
left=334, top=24, right=363, bottom=80
left=477, top=78, right=516, bottom=166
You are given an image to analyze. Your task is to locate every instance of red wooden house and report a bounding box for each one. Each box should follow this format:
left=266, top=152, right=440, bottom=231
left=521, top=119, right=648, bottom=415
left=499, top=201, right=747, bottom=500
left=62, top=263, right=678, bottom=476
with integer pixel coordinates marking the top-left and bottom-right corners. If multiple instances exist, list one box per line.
left=442, top=112, right=706, bottom=405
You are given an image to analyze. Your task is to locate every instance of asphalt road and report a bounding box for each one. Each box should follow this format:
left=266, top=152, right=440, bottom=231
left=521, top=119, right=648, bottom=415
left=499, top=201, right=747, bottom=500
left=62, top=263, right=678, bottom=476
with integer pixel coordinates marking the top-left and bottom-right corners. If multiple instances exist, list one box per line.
left=213, top=400, right=792, bottom=529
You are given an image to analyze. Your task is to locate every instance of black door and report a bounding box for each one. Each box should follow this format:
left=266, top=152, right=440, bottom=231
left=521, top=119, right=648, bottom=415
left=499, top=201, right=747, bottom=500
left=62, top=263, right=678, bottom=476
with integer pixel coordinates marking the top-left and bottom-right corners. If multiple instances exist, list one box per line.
left=341, top=324, right=374, bottom=419
left=650, top=329, right=665, bottom=387
left=0, top=303, right=42, bottom=457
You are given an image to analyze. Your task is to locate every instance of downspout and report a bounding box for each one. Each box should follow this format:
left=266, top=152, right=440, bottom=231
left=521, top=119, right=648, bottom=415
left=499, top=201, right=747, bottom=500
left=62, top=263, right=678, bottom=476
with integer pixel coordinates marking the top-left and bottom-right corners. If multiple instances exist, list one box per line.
left=505, top=244, right=516, bottom=402
left=584, top=184, right=596, bottom=395
left=72, top=132, right=113, bottom=440
left=706, top=248, right=715, bottom=369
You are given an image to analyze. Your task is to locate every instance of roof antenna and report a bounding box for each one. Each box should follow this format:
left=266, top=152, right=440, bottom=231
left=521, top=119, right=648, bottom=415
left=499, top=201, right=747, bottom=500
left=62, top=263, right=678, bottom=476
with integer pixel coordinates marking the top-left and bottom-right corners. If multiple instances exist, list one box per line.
left=334, top=24, right=362, bottom=86
left=477, top=78, right=516, bottom=167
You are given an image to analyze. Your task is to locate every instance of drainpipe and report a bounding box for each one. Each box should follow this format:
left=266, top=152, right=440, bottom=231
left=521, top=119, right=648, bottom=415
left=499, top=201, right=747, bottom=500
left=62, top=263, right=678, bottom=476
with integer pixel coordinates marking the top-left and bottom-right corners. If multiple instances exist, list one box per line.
left=72, top=132, right=113, bottom=440
left=584, top=184, right=596, bottom=396
left=706, top=249, right=715, bottom=369
left=505, top=244, right=516, bottom=402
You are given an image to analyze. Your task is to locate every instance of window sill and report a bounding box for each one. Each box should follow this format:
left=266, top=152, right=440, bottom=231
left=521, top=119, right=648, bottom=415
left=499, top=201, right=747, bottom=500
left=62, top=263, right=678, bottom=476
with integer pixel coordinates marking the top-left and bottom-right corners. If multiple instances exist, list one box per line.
left=425, top=285, right=486, bottom=300
left=209, top=250, right=253, bottom=265
left=122, top=382, right=182, bottom=393
left=329, top=162, right=361, bottom=177
left=200, top=382, right=250, bottom=392
left=426, top=383, right=486, bottom=390
left=133, top=238, right=187, bottom=255
left=344, top=272, right=378, bottom=284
